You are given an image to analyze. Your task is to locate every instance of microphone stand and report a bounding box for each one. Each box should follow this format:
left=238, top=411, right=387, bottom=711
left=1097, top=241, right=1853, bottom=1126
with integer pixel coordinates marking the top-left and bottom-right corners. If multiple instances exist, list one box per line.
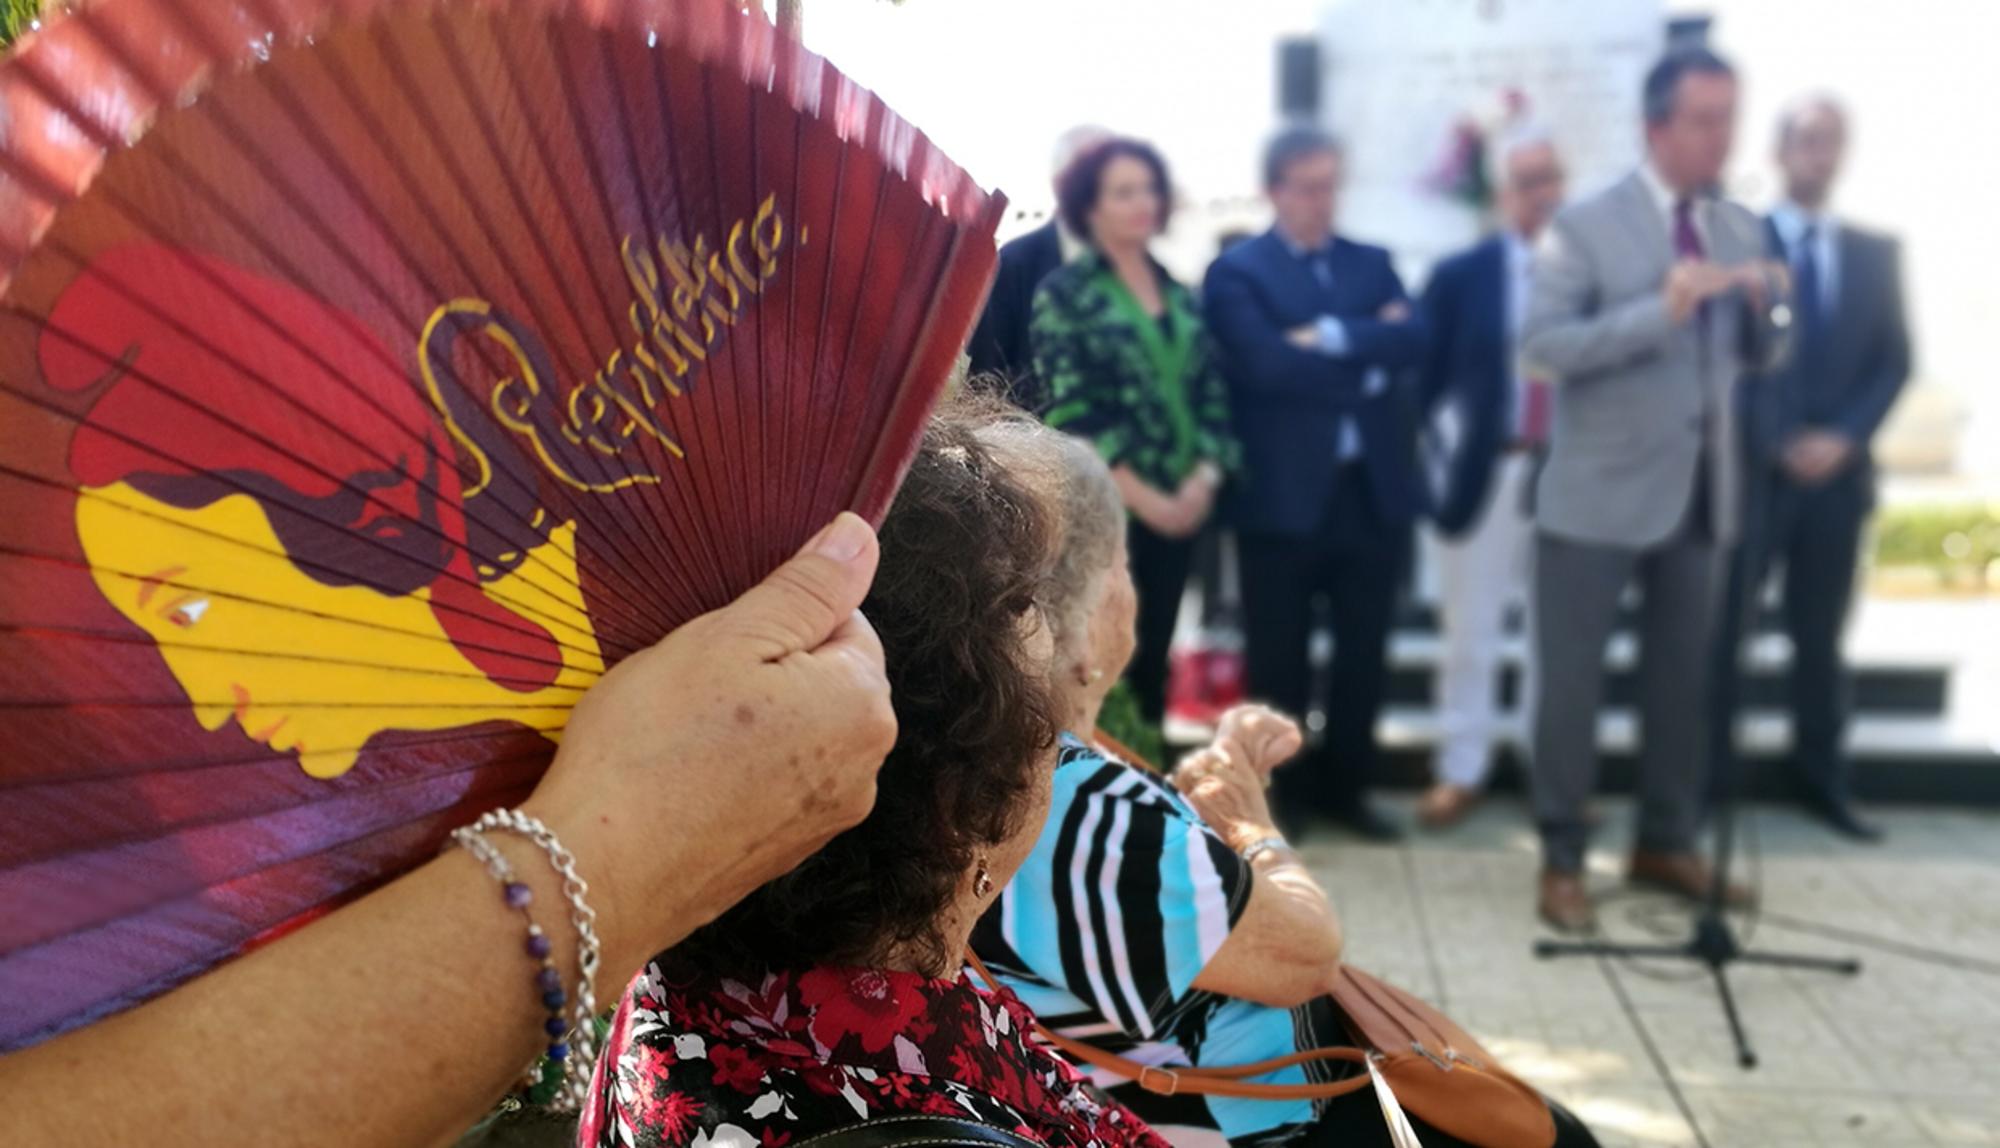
left=1531, top=307, right=1860, bottom=1069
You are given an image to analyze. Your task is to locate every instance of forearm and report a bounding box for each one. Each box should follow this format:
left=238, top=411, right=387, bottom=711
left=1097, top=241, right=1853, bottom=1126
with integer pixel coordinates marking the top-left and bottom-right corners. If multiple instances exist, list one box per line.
left=0, top=830, right=669, bottom=1148
left=1520, top=292, right=1675, bottom=380
left=1112, top=464, right=1167, bottom=511
left=1213, top=815, right=1341, bottom=983
left=1338, top=315, right=1430, bottom=369
left=1188, top=850, right=1342, bottom=1008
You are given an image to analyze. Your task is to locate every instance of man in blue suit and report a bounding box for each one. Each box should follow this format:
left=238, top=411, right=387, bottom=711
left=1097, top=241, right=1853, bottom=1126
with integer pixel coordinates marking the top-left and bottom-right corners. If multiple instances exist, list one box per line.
left=1725, top=95, right=1911, bottom=840
left=1414, top=126, right=1567, bottom=828
left=1205, top=128, right=1429, bottom=840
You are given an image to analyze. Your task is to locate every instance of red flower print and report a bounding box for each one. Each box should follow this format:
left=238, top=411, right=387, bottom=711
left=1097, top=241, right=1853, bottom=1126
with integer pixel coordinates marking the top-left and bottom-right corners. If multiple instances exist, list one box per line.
left=917, top=1092, right=962, bottom=1118
left=797, top=968, right=929, bottom=1054
left=870, top=1072, right=920, bottom=1104
left=709, top=1044, right=769, bottom=1094
left=947, top=1046, right=989, bottom=1088
left=761, top=1131, right=793, bottom=1148
left=637, top=1084, right=705, bottom=1145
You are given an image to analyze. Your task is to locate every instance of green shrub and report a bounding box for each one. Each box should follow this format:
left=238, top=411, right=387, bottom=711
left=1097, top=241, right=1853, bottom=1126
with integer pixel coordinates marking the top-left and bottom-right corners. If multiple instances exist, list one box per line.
left=1870, top=501, right=2000, bottom=589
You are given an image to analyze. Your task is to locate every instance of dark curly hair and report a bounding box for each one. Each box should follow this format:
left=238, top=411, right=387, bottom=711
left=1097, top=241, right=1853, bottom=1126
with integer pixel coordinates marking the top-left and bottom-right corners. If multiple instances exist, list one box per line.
left=663, top=400, right=1061, bottom=977
left=1055, top=137, right=1174, bottom=243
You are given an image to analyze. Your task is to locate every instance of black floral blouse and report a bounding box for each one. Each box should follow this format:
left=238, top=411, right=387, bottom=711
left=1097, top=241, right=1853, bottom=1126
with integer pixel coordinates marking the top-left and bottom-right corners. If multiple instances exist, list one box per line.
left=582, top=961, right=1173, bottom=1148
left=1030, top=252, right=1237, bottom=492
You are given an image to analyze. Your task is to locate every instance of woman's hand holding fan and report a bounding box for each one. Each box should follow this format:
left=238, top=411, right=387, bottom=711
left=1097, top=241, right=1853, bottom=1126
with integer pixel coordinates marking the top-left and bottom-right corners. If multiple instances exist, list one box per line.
left=0, top=0, right=1004, bottom=1070
left=525, top=510, right=896, bottom=978
left=1, top=532, right=895, bottom=1148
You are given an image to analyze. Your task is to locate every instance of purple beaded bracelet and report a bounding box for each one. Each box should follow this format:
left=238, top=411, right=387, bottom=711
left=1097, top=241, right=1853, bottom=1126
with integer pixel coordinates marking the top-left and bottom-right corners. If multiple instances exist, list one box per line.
left=450, top=827, right=572, bottom=1084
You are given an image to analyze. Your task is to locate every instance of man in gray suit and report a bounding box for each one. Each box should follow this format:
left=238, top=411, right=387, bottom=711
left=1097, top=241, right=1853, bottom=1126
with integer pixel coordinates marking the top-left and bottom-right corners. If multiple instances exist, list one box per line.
left=1521, top=49, right=1791, bottom=932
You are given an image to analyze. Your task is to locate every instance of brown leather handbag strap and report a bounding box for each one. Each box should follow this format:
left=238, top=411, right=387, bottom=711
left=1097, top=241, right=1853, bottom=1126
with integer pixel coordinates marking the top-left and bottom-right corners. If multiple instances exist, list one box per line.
left=963, top=951, right=1375, bottom=1102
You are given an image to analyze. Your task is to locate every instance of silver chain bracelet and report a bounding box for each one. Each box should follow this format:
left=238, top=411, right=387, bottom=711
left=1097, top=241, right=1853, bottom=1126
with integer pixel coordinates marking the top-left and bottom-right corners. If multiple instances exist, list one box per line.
left=464, top=808, right=604, bottom=1111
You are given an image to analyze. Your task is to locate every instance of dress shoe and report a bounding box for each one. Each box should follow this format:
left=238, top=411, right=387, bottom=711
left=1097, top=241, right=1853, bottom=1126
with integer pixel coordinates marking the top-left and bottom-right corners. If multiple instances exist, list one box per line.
left=1537, top=870, right=1596, bottom=933
left=1327, top=800, right=1405, bottom=842
left=1805, top=794, right=1885, bottom=843
left=1417, top=782, right=1479, bottom=829
left=1627, top=849, right=1755, bottom=909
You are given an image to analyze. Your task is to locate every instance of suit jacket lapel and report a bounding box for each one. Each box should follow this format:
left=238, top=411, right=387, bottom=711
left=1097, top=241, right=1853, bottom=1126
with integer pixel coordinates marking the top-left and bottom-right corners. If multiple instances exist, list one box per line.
left=1620, top=173, right=1673, bottom=279
left=1257, top=231, right=1325, bottom=314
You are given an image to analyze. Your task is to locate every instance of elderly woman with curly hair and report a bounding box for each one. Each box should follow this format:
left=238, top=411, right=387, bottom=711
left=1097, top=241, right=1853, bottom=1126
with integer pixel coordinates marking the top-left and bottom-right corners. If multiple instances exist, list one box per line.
left=969, top=417, right=1602, bottom=1148
left=581, top=403, right=1171, bottom=1148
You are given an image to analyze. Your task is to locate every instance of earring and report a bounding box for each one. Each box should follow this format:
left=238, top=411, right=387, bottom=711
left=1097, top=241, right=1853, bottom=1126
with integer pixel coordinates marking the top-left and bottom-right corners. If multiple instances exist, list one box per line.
left=1086, top=667, right=1105, bottom=684
left=974, top=861, right=995, bottom=899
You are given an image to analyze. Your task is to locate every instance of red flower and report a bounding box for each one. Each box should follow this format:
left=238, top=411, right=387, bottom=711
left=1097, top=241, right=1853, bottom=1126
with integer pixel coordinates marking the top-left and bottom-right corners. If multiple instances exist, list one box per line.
left=709, top=1044, right=769, bottom=1094
left=797, top=969, right=929, bottom=1054
left=761, top=1131, right=793, bottom=1148
left=947, top=1046, right=989, bottom=1088
left=637, top=1084, right=705, bottom=1145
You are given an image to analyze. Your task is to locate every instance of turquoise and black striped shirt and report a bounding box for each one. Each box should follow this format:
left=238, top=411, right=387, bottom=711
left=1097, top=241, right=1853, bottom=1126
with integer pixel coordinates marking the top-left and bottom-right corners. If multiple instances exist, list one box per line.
left=971, top=735, right=1346, bottom=1147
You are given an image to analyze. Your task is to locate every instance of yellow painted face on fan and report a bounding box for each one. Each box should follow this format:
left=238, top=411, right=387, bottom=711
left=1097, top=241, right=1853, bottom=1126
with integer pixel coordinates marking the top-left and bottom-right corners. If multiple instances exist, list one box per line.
left=74, top=482, right=603, bottom=780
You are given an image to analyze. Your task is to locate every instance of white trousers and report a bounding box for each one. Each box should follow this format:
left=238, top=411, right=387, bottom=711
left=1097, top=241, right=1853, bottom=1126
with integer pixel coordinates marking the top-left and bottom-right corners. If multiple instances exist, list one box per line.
left=1433, top=453, right=1537, bottom=789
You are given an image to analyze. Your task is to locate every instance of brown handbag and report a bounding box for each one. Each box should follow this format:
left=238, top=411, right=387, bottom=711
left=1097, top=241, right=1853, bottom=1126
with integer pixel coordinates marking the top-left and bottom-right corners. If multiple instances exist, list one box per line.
left=967, top=953, right=1553, bottom=1148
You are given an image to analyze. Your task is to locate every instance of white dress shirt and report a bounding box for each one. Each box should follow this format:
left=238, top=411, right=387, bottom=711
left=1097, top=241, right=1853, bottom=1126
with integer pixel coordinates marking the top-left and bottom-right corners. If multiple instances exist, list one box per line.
left=1768, top=201, right=1840, bottom=313
left=1055, top=219, right=1088, bottom=266
left=1503, top=230, right=1537, bottom=437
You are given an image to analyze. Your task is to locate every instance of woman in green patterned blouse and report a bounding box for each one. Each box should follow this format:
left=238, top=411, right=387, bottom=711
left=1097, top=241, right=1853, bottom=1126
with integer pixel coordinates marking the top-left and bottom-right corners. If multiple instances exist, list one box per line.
left=1030, top=137, right=1238, bottom=731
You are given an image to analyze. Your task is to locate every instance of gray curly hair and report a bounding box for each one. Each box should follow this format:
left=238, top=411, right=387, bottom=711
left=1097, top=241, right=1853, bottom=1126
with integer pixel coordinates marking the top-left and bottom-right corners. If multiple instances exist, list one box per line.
left=971, top=411, right=1124, bottom=663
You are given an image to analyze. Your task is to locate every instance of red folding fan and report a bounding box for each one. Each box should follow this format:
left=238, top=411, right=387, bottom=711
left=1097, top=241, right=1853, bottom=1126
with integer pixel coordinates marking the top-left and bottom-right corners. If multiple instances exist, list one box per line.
left=0, top=0, right=1004, bottom=1051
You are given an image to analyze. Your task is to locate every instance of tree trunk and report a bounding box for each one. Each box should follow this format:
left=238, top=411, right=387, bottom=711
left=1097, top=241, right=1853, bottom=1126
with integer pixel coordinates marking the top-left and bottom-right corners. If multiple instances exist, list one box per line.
left=774, top=0, right=802, bottom=39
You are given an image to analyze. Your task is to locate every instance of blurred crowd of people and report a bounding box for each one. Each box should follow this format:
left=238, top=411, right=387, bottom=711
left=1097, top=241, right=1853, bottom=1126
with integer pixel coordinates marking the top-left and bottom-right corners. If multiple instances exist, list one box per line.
left=966, top=47, right=1910, bottom=932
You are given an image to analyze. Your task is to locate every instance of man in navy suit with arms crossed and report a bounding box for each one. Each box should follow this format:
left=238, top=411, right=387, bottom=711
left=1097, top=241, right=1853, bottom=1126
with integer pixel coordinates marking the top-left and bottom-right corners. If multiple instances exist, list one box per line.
left=1205, top=128, right=1429, bottom=841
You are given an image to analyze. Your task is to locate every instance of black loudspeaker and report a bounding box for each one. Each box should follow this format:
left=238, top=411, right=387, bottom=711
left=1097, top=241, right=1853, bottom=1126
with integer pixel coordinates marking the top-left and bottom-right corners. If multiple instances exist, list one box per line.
left=1277, top=37, right=1319, bottom=120
left=1667, top=15, right=1714, bottom=51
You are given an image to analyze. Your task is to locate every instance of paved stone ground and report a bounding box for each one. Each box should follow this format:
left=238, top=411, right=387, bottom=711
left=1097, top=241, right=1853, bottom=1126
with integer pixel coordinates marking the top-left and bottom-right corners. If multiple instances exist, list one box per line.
left=1293, top=797, right=2000, bottom=1148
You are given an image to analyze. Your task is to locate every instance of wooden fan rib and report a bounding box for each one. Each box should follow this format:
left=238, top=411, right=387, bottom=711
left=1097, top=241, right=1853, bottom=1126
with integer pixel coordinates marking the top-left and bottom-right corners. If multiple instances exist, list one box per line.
left=124, top=14, right=690, bottom=649
left=1, top=735, right=556, bottom=886
left=782, top=63, right=858, bottom=548
left=420, top=10, right=717, bottom=626
left=795, top=110, right=895, bottom=543
left=659, top=39, right=758, bottom=595
left=847, top=216, right=967, bottom=526
left=0, top=749, right=547, bottom=953
left=767, top=33, right=818, bottom=576
left=586, top=25, right=737, bottom=614
left=0, top=705, right=562, bottom=789
left=481, top=15, right=731, bottom=627
left=0, top=622, right=594, bottom=692
left=607, top=4, right=766, bottom=606
left=428, top=7, right=697, bottom=611
left=0, top=780, right=537, bottom=1052
left=816, top=170, right=959, bottom=529
left=0, top=697, right=580, bottom=714
left=361, top=13, right=703, bottom=605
